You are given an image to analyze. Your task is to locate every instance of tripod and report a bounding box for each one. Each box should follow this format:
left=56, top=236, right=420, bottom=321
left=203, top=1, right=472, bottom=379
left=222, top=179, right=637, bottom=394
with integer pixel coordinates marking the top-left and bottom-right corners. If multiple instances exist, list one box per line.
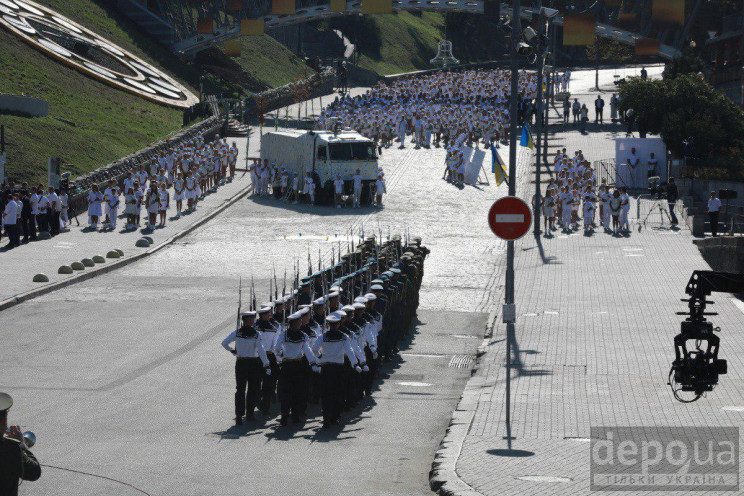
left=639, top=198, right=672, bottom=231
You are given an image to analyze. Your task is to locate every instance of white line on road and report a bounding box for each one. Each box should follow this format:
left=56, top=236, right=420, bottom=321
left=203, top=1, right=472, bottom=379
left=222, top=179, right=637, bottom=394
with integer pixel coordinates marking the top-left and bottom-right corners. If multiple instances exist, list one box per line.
left=396, top=381, right=433, bottom=387
left=730, top=298, right=744, bottom=315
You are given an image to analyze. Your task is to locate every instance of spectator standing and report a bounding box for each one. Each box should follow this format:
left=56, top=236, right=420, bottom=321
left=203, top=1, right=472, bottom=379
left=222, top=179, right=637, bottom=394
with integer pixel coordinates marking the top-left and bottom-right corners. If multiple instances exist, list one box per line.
left=666, top=177, right=679, bottom=225
left=595, top=95, right=605, bottom=123
left=707, top=191, right=722, bottom=237
left=36, top=187, right=49, bottom=234
left=47, top=186, right=59, bottom=236
left=572, top=98, right=581, bottom=125
left=3, top=193, right=20, bottom=249
left=562, top=99, right=570, bottom=125
left=610, top=93, right=619, bottom=122
left=580, top=104, right=589, bottom=134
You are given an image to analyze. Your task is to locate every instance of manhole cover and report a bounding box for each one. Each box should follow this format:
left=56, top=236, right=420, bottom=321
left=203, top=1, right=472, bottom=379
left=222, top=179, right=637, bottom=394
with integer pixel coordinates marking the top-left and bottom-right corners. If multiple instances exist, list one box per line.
left=516, top=476, right=573, bottom=483
left=449, top=355, right=474, bottom=368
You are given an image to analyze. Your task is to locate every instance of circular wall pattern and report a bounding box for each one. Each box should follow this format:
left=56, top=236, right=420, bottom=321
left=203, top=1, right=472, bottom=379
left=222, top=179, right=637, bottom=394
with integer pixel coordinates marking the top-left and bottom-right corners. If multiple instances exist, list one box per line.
left=0, top=0, right=198, bottom=108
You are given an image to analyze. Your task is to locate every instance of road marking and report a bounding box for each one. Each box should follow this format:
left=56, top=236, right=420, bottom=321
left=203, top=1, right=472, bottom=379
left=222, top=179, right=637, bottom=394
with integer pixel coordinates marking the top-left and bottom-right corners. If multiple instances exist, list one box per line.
left=451, top=334, right=478, bottom=339
left=516, top=476, right=573, bottom=483
left=399, top=353, right=445, bottom=358
left=731, top=298, right=744, bottom=315
left=396, top=381, right=433, bottom=387
left=722, top=406, right=744, bottom=412
left=625, top=254, right=644, bottom=257
left=522, top=313, right=538, bottom=317
left=544, top=311, right=559, bottom=315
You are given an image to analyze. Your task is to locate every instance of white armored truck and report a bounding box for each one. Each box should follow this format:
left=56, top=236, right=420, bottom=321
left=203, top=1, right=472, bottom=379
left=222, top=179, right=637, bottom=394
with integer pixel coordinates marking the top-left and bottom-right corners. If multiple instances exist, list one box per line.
left=260, top=129, right=379, bottom=205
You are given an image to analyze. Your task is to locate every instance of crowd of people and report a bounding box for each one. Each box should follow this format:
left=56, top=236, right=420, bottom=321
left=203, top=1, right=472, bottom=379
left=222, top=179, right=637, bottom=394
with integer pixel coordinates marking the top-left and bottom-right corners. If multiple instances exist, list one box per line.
left=1, top=132, right=239, bottom=249
left=222, top=236, right=429, bottom=429
left=246, top=160, right=389, bottom=209
left=539, top=148, right=630, bottom=236
left=317, top=69, right=569, bottom=152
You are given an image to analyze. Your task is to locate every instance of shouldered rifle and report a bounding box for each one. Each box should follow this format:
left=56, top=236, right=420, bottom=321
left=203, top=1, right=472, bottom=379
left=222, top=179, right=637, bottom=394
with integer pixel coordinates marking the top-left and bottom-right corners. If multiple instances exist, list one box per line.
left=236, top=276, right=242, bottom=329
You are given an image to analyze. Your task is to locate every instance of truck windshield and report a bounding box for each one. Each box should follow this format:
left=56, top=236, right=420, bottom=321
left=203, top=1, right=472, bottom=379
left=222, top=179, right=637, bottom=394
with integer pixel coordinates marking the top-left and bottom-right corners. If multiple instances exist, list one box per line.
left=350, top=142, right=377, bottom=160
left=329, top=142, right=377, bottom=161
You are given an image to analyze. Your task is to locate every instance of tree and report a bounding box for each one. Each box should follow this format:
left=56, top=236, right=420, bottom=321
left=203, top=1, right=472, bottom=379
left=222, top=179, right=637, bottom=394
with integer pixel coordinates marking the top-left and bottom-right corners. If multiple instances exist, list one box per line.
left=662, top=47, right=708, bottom=80
left=618, top=74, right=744, bottom=178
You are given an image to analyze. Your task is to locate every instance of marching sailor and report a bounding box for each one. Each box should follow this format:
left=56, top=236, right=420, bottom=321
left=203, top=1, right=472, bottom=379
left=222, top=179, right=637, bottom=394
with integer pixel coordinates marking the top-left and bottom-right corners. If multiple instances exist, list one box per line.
left=257, top=305, right=280, bottom=415
left=221, top=311, right=271, bottom=425
left=274, top=312, right=319, bottom=425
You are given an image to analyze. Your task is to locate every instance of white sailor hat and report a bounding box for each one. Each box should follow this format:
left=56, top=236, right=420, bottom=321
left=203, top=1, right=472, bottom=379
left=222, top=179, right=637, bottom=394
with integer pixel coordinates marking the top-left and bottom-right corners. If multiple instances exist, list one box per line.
left=287, top=312, right=302, bottom=322
left=354, top=296, right=368, bottom=304
left=313, top=297, right=326, bottom=306
left=326, top=313, right=342, bottom=323
left=334, top=309, right=347, bottom=318
left=240, top=311, right=257, bottom=318
left=341, top=305, right=356, bottom=313
left=261, top=302, right=274, bottom=309
left=273, top=299, right=285, bottom=306
left=257, top=307, right=272, bottom=315
left=370, top=284, right=384, bottom=291
left=352, top=303, right=366, bottom=311
left=328, top=291, right=340, bottom=299
left=364, top=293, right=377, bottom=301
left=298, top=307, right=310, bottom=316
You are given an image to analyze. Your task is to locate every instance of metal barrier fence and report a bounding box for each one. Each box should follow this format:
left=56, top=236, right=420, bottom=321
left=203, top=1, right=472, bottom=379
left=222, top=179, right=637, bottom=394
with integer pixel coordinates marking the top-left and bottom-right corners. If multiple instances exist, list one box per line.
left=594, top=158, right=617, bottom=188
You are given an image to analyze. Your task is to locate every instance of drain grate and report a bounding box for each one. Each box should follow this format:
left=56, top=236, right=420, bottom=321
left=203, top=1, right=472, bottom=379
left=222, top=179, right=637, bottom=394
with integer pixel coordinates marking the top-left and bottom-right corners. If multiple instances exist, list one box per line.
left=448, top=355, right=474, bottom=369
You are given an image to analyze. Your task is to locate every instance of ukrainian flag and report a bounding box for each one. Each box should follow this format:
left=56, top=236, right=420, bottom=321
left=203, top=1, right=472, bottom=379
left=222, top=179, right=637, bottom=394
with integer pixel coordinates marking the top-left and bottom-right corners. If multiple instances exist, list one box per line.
left=520, top=123, right=535, bottom=150
left=490, top=143, right=508, bottom=186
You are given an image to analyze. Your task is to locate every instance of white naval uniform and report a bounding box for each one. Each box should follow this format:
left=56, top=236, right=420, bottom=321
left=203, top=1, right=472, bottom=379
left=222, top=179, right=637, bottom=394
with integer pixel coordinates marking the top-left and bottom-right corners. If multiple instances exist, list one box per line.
left=107, top=189, right=120, bottom=229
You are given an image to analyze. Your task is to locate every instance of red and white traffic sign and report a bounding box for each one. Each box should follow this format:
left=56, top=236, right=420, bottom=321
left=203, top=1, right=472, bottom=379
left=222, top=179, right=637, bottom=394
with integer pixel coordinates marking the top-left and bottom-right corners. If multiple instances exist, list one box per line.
left=488, top=196, right=532, bottom=241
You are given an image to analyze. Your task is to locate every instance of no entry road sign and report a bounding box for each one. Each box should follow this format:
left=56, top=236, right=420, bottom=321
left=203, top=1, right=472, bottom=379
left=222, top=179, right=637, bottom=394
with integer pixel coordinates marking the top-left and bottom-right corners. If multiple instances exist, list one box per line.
left=488, top=196, right=532, bottom=241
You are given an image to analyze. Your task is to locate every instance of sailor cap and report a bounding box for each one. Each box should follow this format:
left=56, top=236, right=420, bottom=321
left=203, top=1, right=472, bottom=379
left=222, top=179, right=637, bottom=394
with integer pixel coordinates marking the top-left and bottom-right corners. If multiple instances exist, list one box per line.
left=328, top=291, right=340, bottom=299
left=341, top=305, right=356, bottom=313
left=326, top=313, right=342, bottom=323
left=257, top=307, right=272, bottom=314
left=313, top=297, right=326, bottom=306
left=352, top=303, right=366, bottom=310
left=354, top=296, right=368, bottom=304
left=370, top=284, right=384, bottom=291
left=287, top=312, right=302, bottom=322
left=334, top=310, right=347, bottom=318
left=240, top=311, right=257, bottom=318
left=364, top=293, right=377, bottom=301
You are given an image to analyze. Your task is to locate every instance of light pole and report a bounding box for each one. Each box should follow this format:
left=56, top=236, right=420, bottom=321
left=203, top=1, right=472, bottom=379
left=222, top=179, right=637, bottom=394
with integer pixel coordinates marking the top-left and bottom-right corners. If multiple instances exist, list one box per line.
left=533, top=11, right=546, bottom=236
left=505, top=0, right=520, bottom=446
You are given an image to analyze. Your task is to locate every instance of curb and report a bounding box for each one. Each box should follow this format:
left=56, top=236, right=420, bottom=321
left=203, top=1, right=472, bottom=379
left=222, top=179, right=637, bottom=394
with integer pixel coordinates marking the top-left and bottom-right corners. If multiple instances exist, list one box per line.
left=0, top=182, right=252, bottom=312
left=429, top=309, right=499, bottom=496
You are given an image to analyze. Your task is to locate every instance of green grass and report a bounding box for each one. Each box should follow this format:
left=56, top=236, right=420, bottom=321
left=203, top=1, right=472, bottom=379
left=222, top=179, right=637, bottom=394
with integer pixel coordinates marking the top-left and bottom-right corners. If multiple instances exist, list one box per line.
left=354, top=12, right=446, bottom=75
left=0, top=0, right=314, bottom=186
left=228, top=35, right=316, bottom=88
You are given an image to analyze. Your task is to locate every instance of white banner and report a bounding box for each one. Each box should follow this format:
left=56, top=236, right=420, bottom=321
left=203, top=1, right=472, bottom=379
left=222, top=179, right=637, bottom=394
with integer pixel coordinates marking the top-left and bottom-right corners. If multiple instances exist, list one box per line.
left=615, top=138, right=667, bottom=189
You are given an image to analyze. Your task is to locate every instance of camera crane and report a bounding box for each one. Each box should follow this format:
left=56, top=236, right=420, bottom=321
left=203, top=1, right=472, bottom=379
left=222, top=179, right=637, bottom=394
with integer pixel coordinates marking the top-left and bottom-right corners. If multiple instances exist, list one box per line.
left=669, top=271, right=744, bottom=402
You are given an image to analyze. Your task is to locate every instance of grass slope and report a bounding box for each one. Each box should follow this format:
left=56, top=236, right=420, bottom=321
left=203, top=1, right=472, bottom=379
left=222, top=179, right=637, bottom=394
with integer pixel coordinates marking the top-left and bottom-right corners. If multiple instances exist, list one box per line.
left=230, top=35, right=316, bottom=88
left=354, top=12, right=446, bottom=75
left=1, top=0, right=313, bottom=186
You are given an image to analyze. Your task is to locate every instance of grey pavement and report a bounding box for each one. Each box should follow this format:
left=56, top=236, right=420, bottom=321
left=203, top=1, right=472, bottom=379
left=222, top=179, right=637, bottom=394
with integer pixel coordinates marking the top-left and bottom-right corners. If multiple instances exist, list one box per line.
left=1, top=106, right=511, bottom=495
left=0, top=136, right=254, bottom=306
left=444, top=67, right=744, bottom=496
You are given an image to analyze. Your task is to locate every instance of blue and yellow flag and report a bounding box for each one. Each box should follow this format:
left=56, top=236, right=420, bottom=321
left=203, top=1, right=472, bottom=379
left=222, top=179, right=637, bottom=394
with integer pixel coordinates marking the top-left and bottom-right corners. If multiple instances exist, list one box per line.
left=490, top=143, right=508, bottom=186
left=520, top=123, right=535, bottom=150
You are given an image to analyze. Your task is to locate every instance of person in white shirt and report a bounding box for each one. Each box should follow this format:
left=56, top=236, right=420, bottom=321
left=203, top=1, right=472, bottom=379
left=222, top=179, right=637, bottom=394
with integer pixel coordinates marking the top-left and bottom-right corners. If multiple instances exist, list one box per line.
left=707, top=191, right=722, bottom=237
left=59, top=189, right=69, bottom=229
left=158, top=182, right=169, bottom=227
left=87, top=183, right=103, bottom=229
left=619, top=187, right=630, bottom=231
left=647, top=152, right=658, bottom=178
left=29, top=188, right=40, bottom=237
left=102, top=180, right=117, bottom=230
left=3, top=192, right=21, bottom=248
left=221, top=311, right=271, bottom=424
left=124, top=187, right=137, bottom=230
left=36, top=189, right=49, bottom=233
left=352, top=169, right=363, bottom=208
left=173, top=172, right=185, bottom=217
left=303, top=172, right=316, bottom=205
left=47, top=187, right=60, bottom=235
left=374, top=176, right=387, bottom=208
left=273, top=312, right=318, bottom=425
left=333, top=175, right=344, bottom=209
left=609, top=189, right=622, bottom=235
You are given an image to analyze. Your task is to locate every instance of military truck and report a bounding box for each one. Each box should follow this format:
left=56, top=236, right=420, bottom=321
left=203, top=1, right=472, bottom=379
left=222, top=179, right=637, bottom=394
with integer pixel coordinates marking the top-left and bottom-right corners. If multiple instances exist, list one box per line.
left=260, top=129, right=378, bottom=205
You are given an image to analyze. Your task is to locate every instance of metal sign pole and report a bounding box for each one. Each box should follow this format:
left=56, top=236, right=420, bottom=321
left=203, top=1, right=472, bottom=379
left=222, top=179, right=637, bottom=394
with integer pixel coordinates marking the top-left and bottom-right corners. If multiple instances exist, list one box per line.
left=505, top=0, right=521, bottom=447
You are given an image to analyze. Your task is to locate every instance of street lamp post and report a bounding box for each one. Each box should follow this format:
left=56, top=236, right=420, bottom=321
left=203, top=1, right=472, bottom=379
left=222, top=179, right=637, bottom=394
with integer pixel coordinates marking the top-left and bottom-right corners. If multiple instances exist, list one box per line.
left=505, top=0, right=521, bottom=445
left=534, top=13, right=545, bottom=236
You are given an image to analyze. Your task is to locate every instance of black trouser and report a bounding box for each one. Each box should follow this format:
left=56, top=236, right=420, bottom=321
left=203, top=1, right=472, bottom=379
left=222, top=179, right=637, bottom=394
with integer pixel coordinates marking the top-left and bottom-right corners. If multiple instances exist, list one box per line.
left=596, top=109, right=603, bottom=123
left=709, top=211, right=720, bottom=237
left=260, top=353, right=279, bottom=413
left=5, top=224, right=20, bottom=248
left=321, top=363, right=345, bottom=424
left=343, top=359, right=356, bottom=410
left=364, top=347, right=377, bottom=395
left=48, top=211, right=60, bottom=235
left=278, top=361, right=306, bottom=420
left=235, top=357, right=263, bottom=418
left=36, top=213, right=48, bottom=233
left=23, top=216, right=35, bottom=240
left=668, top=200, right=678, bottom=224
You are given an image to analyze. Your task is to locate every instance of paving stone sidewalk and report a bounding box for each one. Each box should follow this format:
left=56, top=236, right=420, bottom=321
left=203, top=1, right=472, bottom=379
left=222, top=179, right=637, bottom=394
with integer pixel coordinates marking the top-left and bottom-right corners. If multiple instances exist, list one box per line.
left=441, top=67, right=744, bottom=496
left=0, top=137, right=253, bottom=306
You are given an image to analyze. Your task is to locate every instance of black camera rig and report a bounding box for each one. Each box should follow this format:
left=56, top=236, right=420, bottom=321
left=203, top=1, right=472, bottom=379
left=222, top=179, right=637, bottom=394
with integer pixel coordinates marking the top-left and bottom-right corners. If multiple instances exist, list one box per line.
left=670, top=271, right=743, bottom=402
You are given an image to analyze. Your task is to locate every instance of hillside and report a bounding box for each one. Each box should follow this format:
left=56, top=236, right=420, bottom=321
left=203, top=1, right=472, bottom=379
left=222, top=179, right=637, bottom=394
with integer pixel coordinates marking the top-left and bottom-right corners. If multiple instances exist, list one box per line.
left=0, top=0, right=314, bottom=186
left=327, top=12, right=507, bottom=75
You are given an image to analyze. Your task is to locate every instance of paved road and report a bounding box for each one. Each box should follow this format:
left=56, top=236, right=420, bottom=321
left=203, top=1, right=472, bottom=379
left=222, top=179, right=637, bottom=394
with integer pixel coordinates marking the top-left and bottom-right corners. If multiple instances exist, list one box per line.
left=1, top=119, right=515, bottom=495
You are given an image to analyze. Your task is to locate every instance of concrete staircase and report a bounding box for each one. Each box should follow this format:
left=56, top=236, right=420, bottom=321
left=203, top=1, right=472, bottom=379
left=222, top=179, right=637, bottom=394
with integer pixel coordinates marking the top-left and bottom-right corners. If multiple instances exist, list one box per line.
left=116, top=0, right=177, bottom=48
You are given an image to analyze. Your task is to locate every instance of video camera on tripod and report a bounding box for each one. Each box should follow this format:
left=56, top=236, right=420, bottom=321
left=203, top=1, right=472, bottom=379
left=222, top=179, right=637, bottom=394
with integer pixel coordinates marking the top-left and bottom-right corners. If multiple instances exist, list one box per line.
left=647, top=176, right=666, bottom=199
